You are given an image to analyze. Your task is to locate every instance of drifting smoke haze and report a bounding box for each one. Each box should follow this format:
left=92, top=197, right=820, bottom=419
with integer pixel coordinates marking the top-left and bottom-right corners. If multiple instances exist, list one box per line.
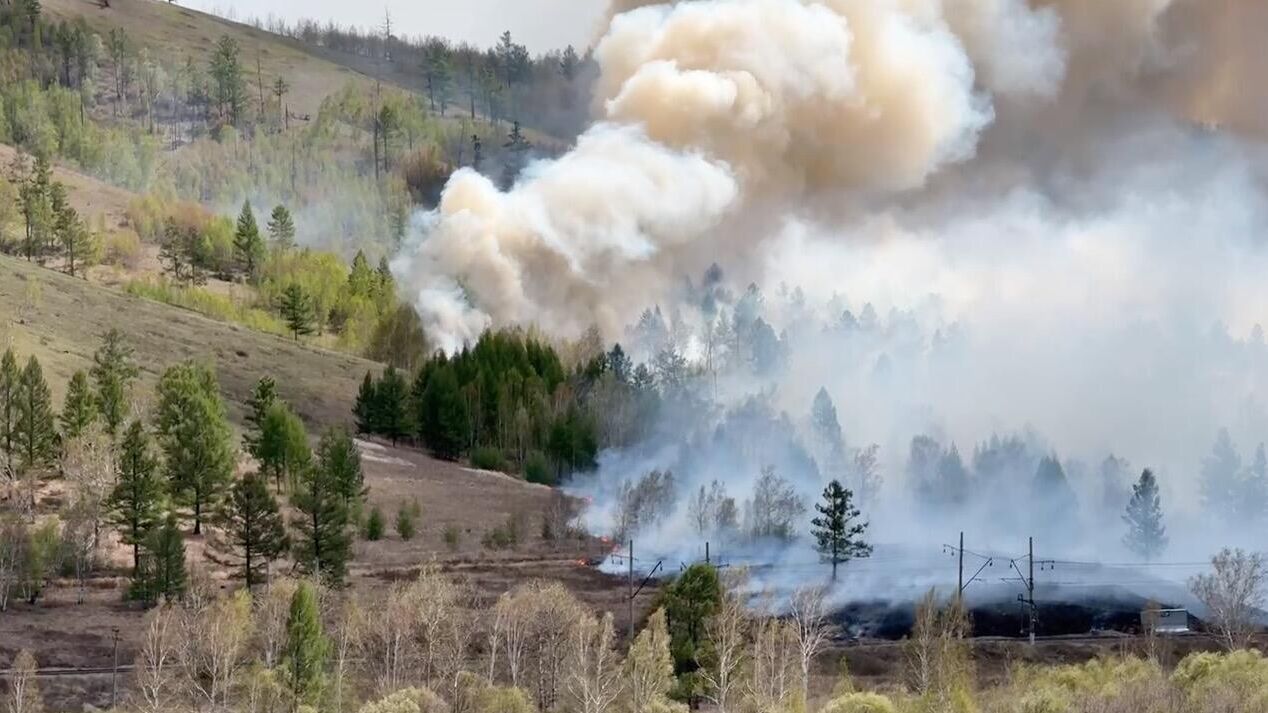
left=393, top=0, right=1268, bottom=600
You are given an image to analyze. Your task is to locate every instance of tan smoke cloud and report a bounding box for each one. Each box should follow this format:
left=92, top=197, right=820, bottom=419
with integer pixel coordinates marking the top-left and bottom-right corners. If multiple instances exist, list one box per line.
left=395, top=0, right=1268, bottom=351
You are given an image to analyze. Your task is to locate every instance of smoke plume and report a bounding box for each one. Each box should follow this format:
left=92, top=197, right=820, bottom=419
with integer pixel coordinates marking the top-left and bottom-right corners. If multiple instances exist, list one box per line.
left=394, top=0, right=1268, bottom=594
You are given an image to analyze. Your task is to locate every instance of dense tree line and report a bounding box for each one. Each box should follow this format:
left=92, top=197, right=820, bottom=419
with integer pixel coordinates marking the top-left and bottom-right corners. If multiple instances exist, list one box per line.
left=0, top=153, right=99, bottom=273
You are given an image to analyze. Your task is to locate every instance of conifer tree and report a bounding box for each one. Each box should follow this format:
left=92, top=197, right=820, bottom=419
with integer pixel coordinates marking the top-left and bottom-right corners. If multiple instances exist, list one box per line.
left=0, top=350, right=21, bottom=473
left=14, top=356, right=58, bottom=488
left=316, top=428, right=364, bottom=511
left=347, top=250, right=376, bottom=299
left=148, top=512, right=186, bottom=603
left=282, top=581, right=329, bottom=707
left=291, top=460, right=351, bottom=585
left=154, top=363, right=234, bottom=535
left=266, top=204, right=296, bottom=249
left=217, top=472, right=288, bottom=590
left=810, top=480, right=871, bottom=581
left=108, top=421, right=164, bottom=574
left=418, top=365, right=469, bottom=460
left=60, top=369, right=96, bottom=439
left=243, top=376, right=277, bottom=456
left=256, top=402, right=310, bottom=493
left=375, top=367, right=410, bottom=445
left=233, top=199, right=264, bottom=277
left=90, top=328, right=138, bottom=438
left=279, top=283, right=314, bottom=340
left=353, top=371, right=378, bottom=434
left=1123, top=468, right=1167, bottom=561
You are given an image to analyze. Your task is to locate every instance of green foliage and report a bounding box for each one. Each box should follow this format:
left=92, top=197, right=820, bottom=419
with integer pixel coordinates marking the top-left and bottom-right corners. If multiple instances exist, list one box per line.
left=216, top=472, right=288, bottom=590
left=233, top=199, right=264, bottom=277
left=90, top=328, right=138, bottom=437
left=0, top=349, right=19, bottom=470
left=811, top=480, right=871, bottom=580
left=317, top=428, right=365, bottom=512
left=375, top=366, right=411, bottom=444
left=278, top=282, right=315, bottom=340
left=13, top=354, right=58, bottom=477
left=1123, top=468, right=1167, bottom=561
left=470, top=445, right=505, bottom=472
left=1172, top=649, right=1268, bottom=706
left=523, top=451, right=551, bottom=486
left=354, top=372, right=378, bottom=435
left=124, top=278, right=289, bottom=336
left=395, top=500, right=418, bottom=540
left=153, top=362, right=234, bottom=534
left=356, top=687, right=447, bottom=713
left=256, top=402, right=311, bottom=493
left=290, top=445, right=352, bottom=585
left=59, top=369, right=96, bottom=439
left=107, top=420, right=164, bottom=574
left=363, top=506, right=385, bottom=541
left=267, top=204, right=296, bottom=249
left=244, top=376, right=277, bottom=456
left=415, top=362, right=468, bottom=460
left=660, top=564, right=722, bottom=681
left=146, top=512, right=186, bottom=604
left=282, top=581, right=329, bottom=706
left=442, top=525, right=461, bottom=551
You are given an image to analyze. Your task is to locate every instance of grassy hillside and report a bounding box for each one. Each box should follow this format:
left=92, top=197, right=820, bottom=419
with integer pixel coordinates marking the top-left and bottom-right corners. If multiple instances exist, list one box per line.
left=0, top=252, right=376, bottom=429
left=42, top=0, right=397, bottom=119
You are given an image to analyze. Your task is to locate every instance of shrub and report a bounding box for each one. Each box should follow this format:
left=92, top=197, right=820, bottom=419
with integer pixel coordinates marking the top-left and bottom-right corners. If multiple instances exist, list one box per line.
left=524, top=451, right=552, bottom=485
left=819, top=693, right=896, bottom=713
left=104, top=229, right=143, bottom=269
left=364, top=506, right=385, bottom=541
left=1172, top=649, right=1268, bottom=707
left=396, top=501, right=418, bottom=541
left=442, top=525, right=461, bottom=551
left=470, top=446, right=506, bottom=472
left=357, top=687, right=446, bottom=713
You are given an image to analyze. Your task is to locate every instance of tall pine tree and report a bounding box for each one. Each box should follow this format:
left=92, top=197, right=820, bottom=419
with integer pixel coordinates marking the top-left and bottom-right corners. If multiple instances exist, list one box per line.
left=376, top=367, right=410, bottom=445
left=14, top=356, right=59, bottom=512
left=60, top=369, right=97, bottom=439
left=266, top=204, right=296, bottom=249
left=0, top=349, right=18, bottom=472
left=216, top=472, right=287, bottom=590
left=418, top=365, right=468, bottom=460
left=317, top=428, right=364, bottom=512
left=233, top=199, right=264, bottom=278
left=282, top=581, right=329, bottom=708
left=147, top=512, right=187, bottom=603
left=278, top=283, right=314, bottom=340
left=290, top=459, right=351, bottom=585
left=90, top=328, right=138, bottom=438
left=154, top=363, right=234, bottom=534
left=107, top=421, right=164, bottom=574
left=353, top=371, right=378, bottom=435
left=810, top=480, right=871, bottom=581
left=243, top=376, right=277, bottom=457
left=256, top=402, right=311, bottom=493
left=1123, top=468, right=1167, bottom=561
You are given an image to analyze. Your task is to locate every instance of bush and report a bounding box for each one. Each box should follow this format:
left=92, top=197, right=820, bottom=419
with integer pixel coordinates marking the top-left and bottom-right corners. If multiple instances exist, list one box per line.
left=396, top=501, right=418, bottom=540
left=442, top=525, right=461, bottom=551
left=819, top=693, right=896, bottom=713
left=471, top=446, right=506, bottom=472
left=1172, top=649, right=1268, bottom=707
left=104, top=230, right=143, bottom=269
left=364, top=506, right=385, bottom=541
left=524, top=451, right=552, bottom=485
left=357, top=687, right=446, bottom=713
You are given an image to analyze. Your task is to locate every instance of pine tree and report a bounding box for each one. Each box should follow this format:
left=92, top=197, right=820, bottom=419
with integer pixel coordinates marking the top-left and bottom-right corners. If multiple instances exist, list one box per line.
left=243, top=376, right=277, bottom=457
left=60, top=369, right=97, bottom=439
left=376, top=367, right=410, bottom=445
left=1123, top=468, right=1167, bottom=561
left=90, top=328, right=138, bottom=438
left=147, top=512, right=186, bottom=603
left=282, top=581, right=329, bottom=707
left=154, top=363, right=234, bottom=535
left=1201, top=429, right=1242, bottom=519
left=233, top=199, right=264, bottom=278
left=291, top=460, right=351, bottom=585
left=217, top=472, right=287, bottom=590
left=256, top=402, right=311, bottom=493
left=279, top=283, right=314, bottom=340
left=353, top=371, right=378, bottom=434
left=107, top=421, right=164, bottom=574
left=418, top=365, right=469, bottom=460
left=317, top=428, right=364, bottom=511
left=0, top=350, right=21, bottom=473
left=14, top=356, right=58, bottom=486
left=266, top=204, right=296, bottom=249
left=810, top=480, right=871, bottom=581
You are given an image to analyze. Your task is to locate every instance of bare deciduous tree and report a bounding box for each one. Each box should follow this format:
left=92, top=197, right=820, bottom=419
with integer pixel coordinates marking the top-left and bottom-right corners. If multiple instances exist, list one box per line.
left=904, top=589, right=972, bottom=707
left=700, top=572, right=749, bottom=713
left=5, top=650, right=41, bottom=713
left=788, top=585, right=831, bottom=702
left=253, top=578, right=300, bottom=669
left=564, top=611, right=622, bottom=713
left=133, top=605, right=180, bottom=713
left=180, top=589, right=253, bottom=709
left=1190, top=548, right=1268, bottom=651
left=748, top=616, right=798, bottom=711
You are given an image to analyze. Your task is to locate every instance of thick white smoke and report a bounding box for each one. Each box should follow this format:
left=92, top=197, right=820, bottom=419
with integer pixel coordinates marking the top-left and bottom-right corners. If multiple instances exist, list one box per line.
left=395, top=0, right=1268, bottom=599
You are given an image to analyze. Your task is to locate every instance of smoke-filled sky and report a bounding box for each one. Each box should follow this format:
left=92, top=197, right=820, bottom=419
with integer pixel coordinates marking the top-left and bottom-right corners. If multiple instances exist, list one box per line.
left=182, top=0, right=608, bottom=52
left=389, top=0, right=1268, bottom=592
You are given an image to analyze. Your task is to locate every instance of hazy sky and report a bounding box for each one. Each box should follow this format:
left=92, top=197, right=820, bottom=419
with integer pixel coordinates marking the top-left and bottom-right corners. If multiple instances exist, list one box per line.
left=184, top=0, right=610, bottom=53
